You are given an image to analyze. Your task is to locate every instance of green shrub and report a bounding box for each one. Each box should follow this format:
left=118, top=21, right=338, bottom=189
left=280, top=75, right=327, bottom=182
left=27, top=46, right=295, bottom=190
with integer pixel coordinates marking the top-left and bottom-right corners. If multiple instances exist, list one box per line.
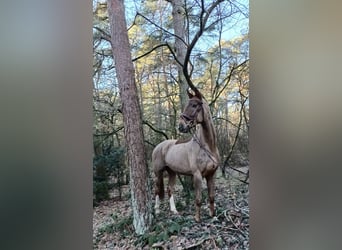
left=93, top=147, right=126, bottom=205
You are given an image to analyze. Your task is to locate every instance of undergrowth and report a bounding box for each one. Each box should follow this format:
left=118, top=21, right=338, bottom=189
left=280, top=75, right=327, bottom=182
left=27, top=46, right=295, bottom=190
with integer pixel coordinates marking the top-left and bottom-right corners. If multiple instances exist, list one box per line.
left=94, top=175, right=249, bottom=249
left=99, top=213, right=133, bottom=236
left=96, top=211, right=194, bottom=248
left=136, top=216, right=190, bottom=247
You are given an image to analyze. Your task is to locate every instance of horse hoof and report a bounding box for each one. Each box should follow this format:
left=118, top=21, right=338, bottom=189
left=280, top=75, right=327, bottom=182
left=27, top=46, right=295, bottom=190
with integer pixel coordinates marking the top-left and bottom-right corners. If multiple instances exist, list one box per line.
left=171, top=210, right=178, bottom=215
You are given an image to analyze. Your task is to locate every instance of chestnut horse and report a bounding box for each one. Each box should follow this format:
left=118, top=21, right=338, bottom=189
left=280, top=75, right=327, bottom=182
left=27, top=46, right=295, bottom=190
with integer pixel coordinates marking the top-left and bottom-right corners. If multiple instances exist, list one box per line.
left=152, top=90, right=220, bottom=222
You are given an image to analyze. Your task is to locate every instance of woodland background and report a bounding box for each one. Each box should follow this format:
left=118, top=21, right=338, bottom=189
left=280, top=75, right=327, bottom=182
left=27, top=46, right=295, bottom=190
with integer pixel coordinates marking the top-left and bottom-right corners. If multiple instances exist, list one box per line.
left=93, top=0, right=249, bottom=248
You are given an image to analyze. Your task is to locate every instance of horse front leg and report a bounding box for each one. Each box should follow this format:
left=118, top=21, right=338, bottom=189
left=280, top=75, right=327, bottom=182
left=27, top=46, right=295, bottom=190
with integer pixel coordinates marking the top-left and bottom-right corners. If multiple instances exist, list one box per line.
left=193, top=171, right=202, bottom=222
left=167, top=170, right=178, bottom=214
left=206, top=174, right=215, bottom=217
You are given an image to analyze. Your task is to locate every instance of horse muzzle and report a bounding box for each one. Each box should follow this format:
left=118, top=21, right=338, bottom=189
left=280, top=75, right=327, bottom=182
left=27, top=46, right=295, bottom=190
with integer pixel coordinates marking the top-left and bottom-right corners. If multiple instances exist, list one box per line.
left=179, top=119, right=195, bottom=133
left=179, top=114, right=196, bottom=133
left=178, top=123, right=190, bottom=133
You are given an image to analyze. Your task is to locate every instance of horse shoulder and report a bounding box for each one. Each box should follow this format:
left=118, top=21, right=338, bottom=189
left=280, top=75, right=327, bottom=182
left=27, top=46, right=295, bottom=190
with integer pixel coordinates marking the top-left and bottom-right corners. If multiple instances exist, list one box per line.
left=153, top=139, right=176, bottom=157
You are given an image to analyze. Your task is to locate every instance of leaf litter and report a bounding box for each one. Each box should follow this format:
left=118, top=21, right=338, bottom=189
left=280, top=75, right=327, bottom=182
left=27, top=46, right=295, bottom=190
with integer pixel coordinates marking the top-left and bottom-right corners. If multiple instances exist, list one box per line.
left=93, top=169, right=249, bottom=249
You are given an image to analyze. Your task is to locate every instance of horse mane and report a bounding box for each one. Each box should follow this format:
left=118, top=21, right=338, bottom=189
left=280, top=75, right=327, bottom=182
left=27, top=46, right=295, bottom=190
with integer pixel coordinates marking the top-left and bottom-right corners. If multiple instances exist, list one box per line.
left=200, top=99, right=218, bottom=156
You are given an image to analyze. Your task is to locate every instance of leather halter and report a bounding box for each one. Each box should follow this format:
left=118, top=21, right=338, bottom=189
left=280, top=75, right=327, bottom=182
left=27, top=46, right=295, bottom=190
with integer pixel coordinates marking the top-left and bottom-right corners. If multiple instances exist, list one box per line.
left=180, top=100, right=203, bottom=128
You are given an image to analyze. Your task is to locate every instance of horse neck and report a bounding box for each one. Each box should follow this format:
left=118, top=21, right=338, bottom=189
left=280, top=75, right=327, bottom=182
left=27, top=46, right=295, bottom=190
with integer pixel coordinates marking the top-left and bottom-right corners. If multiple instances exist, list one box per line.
left=196, top=110, right=217, bottom=154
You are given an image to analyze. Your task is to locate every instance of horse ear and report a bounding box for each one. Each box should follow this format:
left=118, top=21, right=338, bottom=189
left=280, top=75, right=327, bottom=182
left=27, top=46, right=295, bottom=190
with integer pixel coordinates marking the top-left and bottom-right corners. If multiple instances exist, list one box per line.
left=194, top=89, right=202, bottom=100
left=187, top=89, right=194, bottom=98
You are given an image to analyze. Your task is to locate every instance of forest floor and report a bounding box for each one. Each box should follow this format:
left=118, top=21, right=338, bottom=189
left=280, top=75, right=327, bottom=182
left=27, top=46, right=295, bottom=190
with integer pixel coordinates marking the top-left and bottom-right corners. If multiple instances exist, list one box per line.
left=93, top=167, right=249, bottom=249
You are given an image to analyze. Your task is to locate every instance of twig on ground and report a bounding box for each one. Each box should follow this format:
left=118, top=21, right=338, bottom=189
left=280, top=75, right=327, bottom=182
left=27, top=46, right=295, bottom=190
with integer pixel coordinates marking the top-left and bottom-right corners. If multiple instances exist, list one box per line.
left=184, top=237, right=210, bottom=249
left=234, top=200, right=249, bottom=217
left=224, top=210, right=248, bottom=238
left=211, top=236, right=218, bottom=249
left=151, top=242, right=167, bottom=250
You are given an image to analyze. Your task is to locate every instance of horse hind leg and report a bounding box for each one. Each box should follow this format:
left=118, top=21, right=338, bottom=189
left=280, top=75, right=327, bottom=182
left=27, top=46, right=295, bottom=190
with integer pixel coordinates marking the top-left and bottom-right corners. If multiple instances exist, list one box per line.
left=167, top=169, right=178, bottom=214
left=154, top=170, right=165, bottom=215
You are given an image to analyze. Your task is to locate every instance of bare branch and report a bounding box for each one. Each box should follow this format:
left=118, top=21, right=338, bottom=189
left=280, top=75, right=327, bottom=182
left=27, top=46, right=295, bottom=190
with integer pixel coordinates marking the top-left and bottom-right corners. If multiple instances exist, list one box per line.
left=136, top=12, right=188, bottom=46
left=214, top=117, right=248, bottom=133
left=132, top=43, right=183, bottom=68
left=127, top=13, right=139, bottom=31
left=183, top=0, right=225, bottom=92
left=143, top=120, right=169, bottom=140
left=93, top=27, right=111, bottom=43
left=209, top=59, right=249, bottom=106
left=93, top=126, right=124, bottom=148
left=223, top=94, right=248, bottom=168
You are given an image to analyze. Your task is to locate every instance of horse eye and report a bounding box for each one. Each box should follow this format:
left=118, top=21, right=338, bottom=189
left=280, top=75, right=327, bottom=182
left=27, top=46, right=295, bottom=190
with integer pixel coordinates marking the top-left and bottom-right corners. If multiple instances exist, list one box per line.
left=192, top=104, right=197, bottom=108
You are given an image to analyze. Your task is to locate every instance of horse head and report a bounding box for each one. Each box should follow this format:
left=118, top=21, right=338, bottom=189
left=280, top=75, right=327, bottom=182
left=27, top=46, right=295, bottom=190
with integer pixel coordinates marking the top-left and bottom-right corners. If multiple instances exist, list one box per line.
left=179, top=89, right=204, bottom=133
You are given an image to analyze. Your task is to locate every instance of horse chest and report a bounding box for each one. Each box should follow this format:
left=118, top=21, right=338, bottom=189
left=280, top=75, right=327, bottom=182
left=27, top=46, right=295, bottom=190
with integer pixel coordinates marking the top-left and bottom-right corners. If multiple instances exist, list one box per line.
left=196, top=149, right=214, bottom=169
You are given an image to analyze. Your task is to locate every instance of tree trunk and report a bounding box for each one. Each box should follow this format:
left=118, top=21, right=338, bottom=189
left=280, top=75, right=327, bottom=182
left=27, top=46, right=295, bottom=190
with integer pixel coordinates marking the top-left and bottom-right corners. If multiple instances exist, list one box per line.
left=169, top=0, right=188, bottom=110
left=107, top=0, right=151, bottom=235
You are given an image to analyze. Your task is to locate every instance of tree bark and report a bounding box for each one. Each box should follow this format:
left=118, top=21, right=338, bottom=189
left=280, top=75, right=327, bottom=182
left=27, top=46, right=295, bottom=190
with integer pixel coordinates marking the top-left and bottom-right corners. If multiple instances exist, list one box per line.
left=107, top=0, right=151, bottom=235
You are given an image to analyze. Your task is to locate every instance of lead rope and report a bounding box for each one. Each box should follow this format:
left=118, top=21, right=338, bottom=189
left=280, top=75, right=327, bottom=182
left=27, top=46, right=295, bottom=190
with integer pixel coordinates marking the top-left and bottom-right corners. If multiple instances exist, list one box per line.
left=190, top=127, right=219, bottom=165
